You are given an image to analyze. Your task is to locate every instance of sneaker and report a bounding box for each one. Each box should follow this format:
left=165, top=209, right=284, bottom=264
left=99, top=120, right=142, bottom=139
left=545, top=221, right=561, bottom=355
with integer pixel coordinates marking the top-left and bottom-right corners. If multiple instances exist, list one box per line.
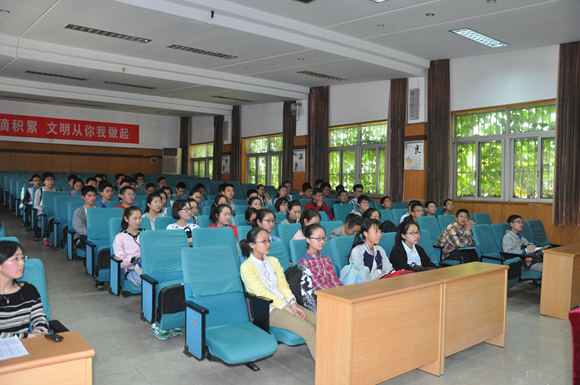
left=151, top=323, right=171, bottom=341
left=42, top=239, right=51, bottom=249
left=34, top=236, right=41, bottom=241
left=170, top=327, right=182, bottom=337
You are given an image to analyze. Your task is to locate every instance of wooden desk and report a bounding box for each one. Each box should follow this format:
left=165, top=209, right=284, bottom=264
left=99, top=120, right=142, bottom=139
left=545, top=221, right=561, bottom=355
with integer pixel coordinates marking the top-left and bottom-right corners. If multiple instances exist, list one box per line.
left=540, top=243, right=580, bottom=320
left=315, top=274, right=445, bottom=385
left=0, top=331, right=94, bottom=385
left=419, top=262, right=508, bottom=374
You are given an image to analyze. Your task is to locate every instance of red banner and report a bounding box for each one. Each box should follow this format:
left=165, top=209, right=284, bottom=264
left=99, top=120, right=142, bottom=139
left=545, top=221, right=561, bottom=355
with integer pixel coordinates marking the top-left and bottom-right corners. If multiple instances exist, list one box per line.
left=0, top=113, right=139, bottom=144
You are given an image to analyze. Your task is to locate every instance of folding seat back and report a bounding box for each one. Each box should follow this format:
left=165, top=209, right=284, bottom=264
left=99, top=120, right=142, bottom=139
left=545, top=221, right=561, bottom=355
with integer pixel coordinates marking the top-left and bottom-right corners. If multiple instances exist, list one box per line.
left=437, top=215, right=456, bottom=232
left=322, top=198, right=336, bottom=213
left=265, top=204, right=276, bottom=211
left=519, top=220, right=534, bottom=244
left=320, top=220, right=343, bottom=236
left=391, top=208, right=409, bottom=224
left=191, top=227, right=238, bottom=261
left=86, top=208, right=123, bottom=282
left=105, top=200, right=118, bottom=208
left=19, top=259, right=51, bottom=321
left=277, top=223, right=301, bottom=254
left=234, top=213, right=247, bottom=227
left=435, top=207, right=445, bottom=216
left=329, top=235, right=355, bottom=276
left=392, top=202, right=409, bottom=210
left=237, top=225, right=252, bottom=244
left=333, top=204, right=353, bottom=223
left=417, top=216, right=442, bottom=245
left=207, top=180, right=223, bottom=195
left=182, top=246, right=278, bottom=364
left=490, top=223, right=510, bottom=251
left=65, top=200, right=87, bottom=260
left=268, top=241, right=291, bottom=271
left=289, top=239, right=333, bottom=267
left=416, top=229, right=439, bottom=266
left=140, top=230, right=189, bottom=330
left=473, top=213, right=492, bottom=225
left=299, top=199, right=309, bottom=211
left=197, top=215, right=212, bottom=228
left=0, top=223, right=4, bottom=238
left=54, top=195, right=82, bottom=249
left=232, top=199, right=247, bottom=207
left=378, top=232, right=397, bottom=257
left=378, top=209, right=393, bottom=223
left=38, top=191, right=70, bottom=243
left=472, top=224, right=498, bottom=257
left=233, top=205, right=247, bottom=218
left=525, top=219, right=551, bottom=247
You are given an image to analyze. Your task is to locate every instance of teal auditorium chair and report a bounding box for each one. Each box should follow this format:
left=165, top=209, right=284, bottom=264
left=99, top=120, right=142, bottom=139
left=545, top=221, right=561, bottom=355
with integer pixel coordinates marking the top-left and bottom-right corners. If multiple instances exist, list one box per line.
left=391, top=208, right=409, bottom=224
left=181, top=246, right=278, bottom=369
left=329, top=235, right=355, bottom=276
left=322, top=198, right=336, bottom=215
left=65, top=200, right=86, bottom=260
left=525, top=219, right=560, bottom=247
left=191, top=227, right=238, bottom=255
left=140, top=230, right=190, bottom=331
left=417, top=216, right=443, bottom=261
left=105, top=201, right=118, bottom=208
left=473, top=213, right=492, bottom=225
left=332, top=204, right=353, bottom=223
left=378, top=232, right=397, bottom=258
left=154, top=216, right=197, bottom=231
left=416, top=229, right=440, bottom=266
left=269, top=241, right=292, bottom=271
left=320, top=220, right=342, bottom=236
left=234, top=213, right=247, bottom=227
left=435, top=207, right=445, bottom=216
left=0, top=222, right=4, bottom=238
left=472, top=224, right=524, bottom=289
left=237, top=225, right=252, bottom=244
left=289, top=239, right=333, bottom=267
left=277, top=223, right=301, bottom=255
left=437, top=215, right=456, bottom=232
left=378, top=209, right=393, bottom=223
left=392, top=202, right=409, bottom=210
left=86, top=208, right=124, bottom=285
left=197, top=215, right=213, bottom=228
left=35, top=191, right=69, bottom=244
left=54, top=195, right=82, bottom=251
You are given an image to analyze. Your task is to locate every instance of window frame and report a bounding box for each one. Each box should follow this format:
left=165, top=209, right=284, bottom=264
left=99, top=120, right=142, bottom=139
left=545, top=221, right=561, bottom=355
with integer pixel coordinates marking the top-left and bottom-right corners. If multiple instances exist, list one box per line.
left=452, top=102, right=556, bottom=203
left=190, top=143, right=213, bottom=179
left=245, top=134, right=283, bottom=187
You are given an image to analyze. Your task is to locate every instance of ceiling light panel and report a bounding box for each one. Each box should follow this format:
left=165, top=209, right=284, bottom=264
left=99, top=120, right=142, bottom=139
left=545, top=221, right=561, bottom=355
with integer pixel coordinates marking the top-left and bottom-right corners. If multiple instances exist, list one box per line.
left=104, top=81, right=157, bottom=90
left=64, top=24, right=151, bottom=43
left=25, top=70, right=88, bottom=81
left=297, top=71, right=348, bottom=82
left=167, top=45, right=238, bottom=60
left=212, top=96, right=255, bottom=103
left=450, top=28, right=508, bottom=48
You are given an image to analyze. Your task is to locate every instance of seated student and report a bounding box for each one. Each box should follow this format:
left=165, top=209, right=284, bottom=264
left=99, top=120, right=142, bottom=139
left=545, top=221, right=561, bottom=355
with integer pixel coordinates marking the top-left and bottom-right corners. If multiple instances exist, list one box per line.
left=118, top=178, right=131, bottom=191
left=166, top=200, right=199, bottom=246
left=113, top=173, right=125, bottom=192
left=157, top=177, right=167, bottom=189
left=320, top=182, right=332, bottom=199
left=401, top=202, right=424, bottom=225
left=22, top=174, right=41, bottom=230
left=240, top=228, right=317, bottom=361
left=349, top=218, right=394, bottom=280
left=245, top=207, right=258, bottom=226
left=256, top=184, right=272, bottom=206
left=156, top=189, right=170, bottom=216
left=115, top=186, right=136, bottom=209
left=162, top=186, right=173, bottom=205
left=399, top=200, right=421, bottom=223
left=425, top=201, right=437, bottom=217
left=112, top=206, right=145, bottom=287
left=248, top=196, right=263, bottom=211
left=349, top=184, right=364, bottom=209
left=280, top=200, right=302, bottom=225
left=95, top=174, right=104, bottom=184
left=145, top=183, right=156, bottom=196
left=390, top=221, right=438, bottom=272
left=334, top=189, right=349, bottom=206
left=98, top=181, right=114, bottom=208
left=186, top=198, right=199, bottom=226
left=218, top=183, right=236, bottom=215
left=300, top=224, right=342, bottom=293
left=34, top=172, right=57, bottom=247
left=142, top=193, right=166, bottom=230
left=67, top=174, right=78, bottom=190
left=127, top=177, right=138, bottom=191
left=193, top=183, right=206, bottom=199
left=72, top=186, right=97, bottom=249
left=188, top=188, right=204, bottom=214
left=275, top=198, right=289, bottom=214
left=335, top=184, right=345, bottom=192
left=273, top=185, right=291, bottom=205
left=435, top=208, right=478, bottom=263
left=252, top=209, right=281, bottom=242
left=363, top=208, right=397, bottom=233
left=0, top=241, right=49, bottom=339
left=71, top=178, right=83, bottom=195
left=208, top=204, right=238, bottom=239
left=305, top=188, right=334, bottom=220
left=300, top=182, right=313, bottom=200
left=443, top=199, right=454, bottom=216
left=134, top=172, right=146, bottom=192
left=86, top=177, right=98, bottom=189
left=329, top=213, right=364, bottom=240
left=502, top=215, right=543, bottom=272
left=282, top=181, right=294, bottom=200
left=380, top=196, right=393, bottom=210
left=211, top=195, right=229, bottom=211
left=350, top=194, right=371, bottom=217
left=292, top=209, right=322, bottom=241
left=314, top=179, right=324, bottom=189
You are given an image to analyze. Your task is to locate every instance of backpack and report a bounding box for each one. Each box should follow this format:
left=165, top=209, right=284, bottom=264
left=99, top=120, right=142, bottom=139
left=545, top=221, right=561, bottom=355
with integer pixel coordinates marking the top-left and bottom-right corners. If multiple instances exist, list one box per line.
left=284, top=265, right=304, bottom=306
left=339, top=261, right=371, bottom=285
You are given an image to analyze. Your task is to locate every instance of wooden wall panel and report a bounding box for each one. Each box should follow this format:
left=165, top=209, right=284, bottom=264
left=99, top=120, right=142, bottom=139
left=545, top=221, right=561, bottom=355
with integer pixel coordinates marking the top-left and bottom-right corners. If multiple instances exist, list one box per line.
left=472, top=203, right=503, bottom=223
left=293, top=135, right=307, bottom=191
left=404, top=170, right=426, bottom=201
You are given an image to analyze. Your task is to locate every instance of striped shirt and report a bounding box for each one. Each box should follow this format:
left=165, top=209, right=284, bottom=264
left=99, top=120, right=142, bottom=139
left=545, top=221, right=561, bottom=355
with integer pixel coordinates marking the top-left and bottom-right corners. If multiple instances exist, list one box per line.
left=0, top=283, right=48, bottom=339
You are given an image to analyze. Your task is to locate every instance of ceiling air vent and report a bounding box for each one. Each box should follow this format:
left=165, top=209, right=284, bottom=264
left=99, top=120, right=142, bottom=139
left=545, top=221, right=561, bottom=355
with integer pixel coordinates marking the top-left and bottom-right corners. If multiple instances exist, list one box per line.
left=212, top=96, right=255, bottom=103
left=1, top=95, right=50, bottom=103
left=104, top=81, right=157, bottom=90
left=167, top=45, right=237, bottom=60
left=25, top=71, right=87, bottom=81
left=293, top=0, right=317, bottom=3
left=65, top=102, right=107, bottom=108
left=64, top=24, right=151, bottom=43
left=297, top=71, right=347, bottom=82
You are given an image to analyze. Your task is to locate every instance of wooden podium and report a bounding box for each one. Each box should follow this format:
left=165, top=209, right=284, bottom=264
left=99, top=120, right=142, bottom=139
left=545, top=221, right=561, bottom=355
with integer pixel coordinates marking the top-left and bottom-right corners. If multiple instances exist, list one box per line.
left=540, top=243, right=580, bottom=320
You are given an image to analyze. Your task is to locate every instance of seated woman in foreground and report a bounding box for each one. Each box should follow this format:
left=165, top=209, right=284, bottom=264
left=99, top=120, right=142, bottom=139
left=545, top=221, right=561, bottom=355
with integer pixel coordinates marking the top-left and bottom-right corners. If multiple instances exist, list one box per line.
left=0, top=241, right=49, bottom=339
left=348, top=219, right=394, bottom=280
left=390, top=221, right=438, bottom=272
left=240, top=228, right=317, bottom=361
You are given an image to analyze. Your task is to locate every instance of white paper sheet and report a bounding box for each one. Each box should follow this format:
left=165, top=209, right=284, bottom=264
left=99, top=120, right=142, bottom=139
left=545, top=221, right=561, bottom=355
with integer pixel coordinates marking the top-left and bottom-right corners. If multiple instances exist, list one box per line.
left=0, top=336, right=29, bottom=361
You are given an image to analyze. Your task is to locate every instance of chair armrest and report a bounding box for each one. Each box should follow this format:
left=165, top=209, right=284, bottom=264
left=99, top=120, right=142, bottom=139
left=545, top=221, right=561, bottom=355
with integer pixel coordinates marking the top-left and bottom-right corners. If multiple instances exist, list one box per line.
left=245, top=293, right=272, bottom=333
left=549, top=244, right=562, bottom=248
left=481, top=254, right=506, bottom=262
left=499, top=252, right=525, bottom=261
left=109, top=257, right=123, bottom=296
left=185, top=300, right=209, bottom=315
left=140, top=274, right=158, bottom=323
left=49, top=320, right=69, bottom=333
left=85, top=241, right=97, bottom=276
left=183, top=300, right=208, bottom=360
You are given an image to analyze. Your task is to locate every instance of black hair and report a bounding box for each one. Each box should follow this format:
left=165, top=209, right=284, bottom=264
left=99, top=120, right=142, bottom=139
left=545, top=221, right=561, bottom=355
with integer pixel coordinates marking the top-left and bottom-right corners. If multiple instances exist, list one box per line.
left=171, top=199, right=189, bottom=219
left=336, top=184, right=345, bottom=191
left=98, top=180, right=113, bottom=192
left=338, top=189, right=348, bottom=196
left=81, top=185, right=97, bottom=197
left=248, top=196, right=262, bottom=209
left=115, top=173, right=125, bottom=181
left=176, top=182, right=187, bottom=190
left=345, top=213, right=365, bottom=229
left=275, top=198, right=289, bottom=212
left=396, top=220, right=420, bottom=244
left=443, top=199, right=453, bottom=206
left=162, top=186, right=173, bottom=195
left=357, top=194, right=370, bottom=205
left=134, top=172, right=144, bottom=179
left=257, top=184, right=265, bottom=190
left=68, top=174, right=78, bottom=182
left=212, top=195, right=228, bottom=210
left=410, top=202, right=424, bottom=213
left=119, top=178, right=131, bottom=187
left=158, top=177, right=166, bottom=183
left=362, top=208, right=380, bottom=221
left=0, top=241, right=25, bottom=287
left=194, top=183, right=205, bottom=190
left=119, top=186, right=134, bottom=196
left=73, top=178, right=83, bottom=186
left=252, top=208, right=275, bottom=229
left=86, top=177, right=97, bottom=184
left=210, top=203, right=232, bottom=224
left=145, top=182, right=156, bottom=190
left=312, top=188, right=323, bottom=196
left=145, top=193, right=162, bottom=213
left=282, top=180, right=291, bottom=187
left=240, top=227, right=270, bottom=258
left=507, top=214, right=522, bottom=224
left=299, top=209, right=321, bottom=231
left=189, top=188, right=202, bottom=197
left=352, top=184, right=363, bottom=192
left=246, top=188, right=258, bottom=198
left=41, top=172, right=55, bottom=182
left=121, top=206, right=142, bottom=231
left=245, top=207, right=258, bottom=225
left=380, top=196, right=391, bottom=205
left=314, top=179, right=324, bottom=187
left=219, top=183, right=234, bottom=193
left=304, top=223, right=324, bottom=239
left=320, top=182, right=331, bottom=190
left=126, top=177, right=137, bottom=184
left=301, top=182, right=312, bottom=192
left=288, top=200, right=302, bottom=211
left=456, top=208, right=470, bottom=218
left=29, top=174, right=41, bottom=182
left=349, top=218, right=381, bottom=257
left=155, top=189, right=168, bottom=200
left=425, top=201, right=436, bottom=209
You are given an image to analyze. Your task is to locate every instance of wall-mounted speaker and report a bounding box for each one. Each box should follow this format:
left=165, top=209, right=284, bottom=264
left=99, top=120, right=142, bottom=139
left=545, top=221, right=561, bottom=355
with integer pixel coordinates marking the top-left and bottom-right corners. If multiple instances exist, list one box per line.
left=409, top=88, right=420, bottom=120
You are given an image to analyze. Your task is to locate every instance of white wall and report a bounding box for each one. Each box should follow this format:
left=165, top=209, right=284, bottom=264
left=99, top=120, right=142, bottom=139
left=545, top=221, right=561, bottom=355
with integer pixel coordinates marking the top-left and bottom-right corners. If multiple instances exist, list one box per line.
left=329, top=80, right=390, bottom=127
left=0, top=100, right=180, bottom=149
left=450, top=45, right=558, bottom=111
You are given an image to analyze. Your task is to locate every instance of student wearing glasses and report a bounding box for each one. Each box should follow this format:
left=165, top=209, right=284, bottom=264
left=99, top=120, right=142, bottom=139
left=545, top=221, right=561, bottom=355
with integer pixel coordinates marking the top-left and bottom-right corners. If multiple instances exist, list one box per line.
left=435, top=208, right=478, bottom=263
left=0, top=241, right=49, bottom=339
left=502, top=215, right=543, bottom=272
left=252, top=209, right=281, bottom=242
left=240, top=228, right=317, bottom=361
left=390, top=221, right=438, bottom=272
left=300, top=224, right=341, bottom=291
left=166, top=200, right=199, bottom=246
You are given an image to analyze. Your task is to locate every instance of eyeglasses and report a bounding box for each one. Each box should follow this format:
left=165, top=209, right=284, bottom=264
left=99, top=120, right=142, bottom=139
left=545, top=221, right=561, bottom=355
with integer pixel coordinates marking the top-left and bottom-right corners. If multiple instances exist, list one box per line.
left=457, top=215, right=469, bottom=219
left=406, top=231, right=421, bottom=236
left=262, top=219, right=276, bottom=224
left=513, top=220, right=525, bottom=224
left=181, top=207, right=194, bottom=212
left=308, top=236, right=327, bottom=242
left=254, top=239, right=272, bottom=244
left=6, top=255, right=28, bottom=263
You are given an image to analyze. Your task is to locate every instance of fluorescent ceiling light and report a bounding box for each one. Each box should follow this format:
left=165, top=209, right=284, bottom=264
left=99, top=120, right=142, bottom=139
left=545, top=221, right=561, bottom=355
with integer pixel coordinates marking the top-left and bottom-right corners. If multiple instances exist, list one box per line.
left=104, top=81, right=156, bottom=90
left=370, top=0, right=389, bottom=3
left=64, top=24, right=151, bottom=43
left=167, top=44, right=237, bottom=60
left=450, top=28, right=508, bottom=48
left=297, top=71, right=347, bottom=82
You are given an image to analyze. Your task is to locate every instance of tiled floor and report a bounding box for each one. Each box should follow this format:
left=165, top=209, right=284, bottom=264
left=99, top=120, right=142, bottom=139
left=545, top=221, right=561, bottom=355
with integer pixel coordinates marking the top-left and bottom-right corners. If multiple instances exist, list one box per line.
left=2, top=206, right=573, bottom=385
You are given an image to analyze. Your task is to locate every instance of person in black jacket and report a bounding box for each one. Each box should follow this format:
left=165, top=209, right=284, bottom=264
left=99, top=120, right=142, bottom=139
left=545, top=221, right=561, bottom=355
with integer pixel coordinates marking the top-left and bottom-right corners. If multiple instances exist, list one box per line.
left=390, top=221, right=438, bottom=272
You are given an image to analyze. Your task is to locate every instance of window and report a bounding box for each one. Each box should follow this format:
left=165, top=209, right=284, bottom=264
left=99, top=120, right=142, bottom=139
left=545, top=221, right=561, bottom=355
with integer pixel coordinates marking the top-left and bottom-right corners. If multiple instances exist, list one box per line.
left=453, top=104, right=556, bottom=201
left=329, top=122, right=387, bottom=195
left=246, top=135, right=282, bottom=187
left=190, top=143, right=213, bottom=178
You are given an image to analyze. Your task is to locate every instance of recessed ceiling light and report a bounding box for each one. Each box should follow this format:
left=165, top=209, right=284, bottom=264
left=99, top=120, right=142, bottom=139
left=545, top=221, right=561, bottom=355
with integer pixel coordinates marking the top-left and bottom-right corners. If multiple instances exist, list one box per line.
left=297, top=58, right=305, bottom=61
left=425, top=13, right=435, bottom=17
left=167, top=44, right=237, bottom=59
left=297, top=71, right=347, bottom=82
left=370, top=0, right=388, bottom=3
left=376, top=24, right=385, bottom=27
left=64, top=24, right=151, bottom=43
left=486, top=0, right=497, bottom=3
left=0, top=9, right=10, bottom=13
left=243, top=67, right=249, bottom=70
left=267, top=63, right=275, bottom=66
left=450, top=28, right=508, bottom=48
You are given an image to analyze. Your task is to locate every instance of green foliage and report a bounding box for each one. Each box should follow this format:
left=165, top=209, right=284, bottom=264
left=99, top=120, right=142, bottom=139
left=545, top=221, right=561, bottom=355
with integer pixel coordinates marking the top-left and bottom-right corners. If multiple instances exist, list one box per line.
left=510, top=105, right=556, bottom=133
left=361, top=123, right=387, bottom=145
left=480, top=141, right=502, bottom=197
left=456, top=143, right=476, bottom=197
left=455, top=111, right=506, bottom=138
left=378, top=149, right=385, bottom=195
left=247, top=137, right=269, bottom=154
left=192, top=144, right=208, bottom=158
left=541, top=138, right=555, bottom=199
left=271, top=155, right=280, bottom=188
left=208, top=160, right=213, bottom=179
left=343, top=150, right=356, bottom=192
left=329, top=127, right=358, bottom=147
left=258, top=156, right=266, bottom=186
left=270, top=135, right=283, bottom=152
left=248, top=157, right=257, bottom=184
